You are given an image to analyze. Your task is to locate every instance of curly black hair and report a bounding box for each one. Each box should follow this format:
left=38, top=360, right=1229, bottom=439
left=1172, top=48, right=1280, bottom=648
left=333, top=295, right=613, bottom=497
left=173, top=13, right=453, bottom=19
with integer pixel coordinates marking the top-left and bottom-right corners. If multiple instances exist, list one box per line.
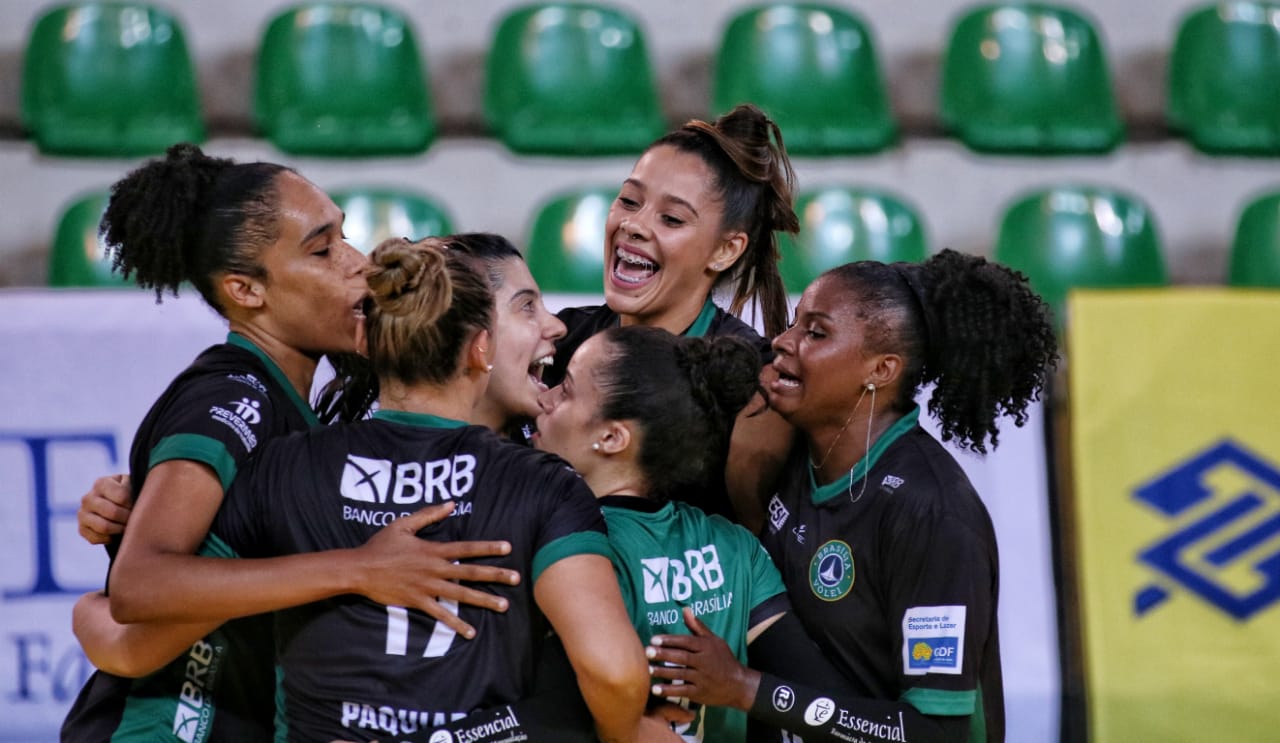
left=100, top=142, right=292, bottom=312
left=826, top=249, right=1059, bottom=453
left=595, top=326, right=762, bottom=501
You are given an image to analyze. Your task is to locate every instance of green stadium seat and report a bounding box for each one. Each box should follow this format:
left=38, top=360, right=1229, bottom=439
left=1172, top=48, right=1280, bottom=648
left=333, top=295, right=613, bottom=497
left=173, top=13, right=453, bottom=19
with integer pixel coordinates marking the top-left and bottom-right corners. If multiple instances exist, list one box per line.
left=525, top=187, right=615, bottom=293
left=940, top=4, right=1123, bottom=154
left=485, top=4, right=666, bottom=155
left=779, top=187, right=927, bottom=293
left=713, top=4, right=896, bottom=155
left=329, top=188, right=454, bottom=254
left=1229, top=191, right=1280, bottom=286
left=1168, top=2, right=1280, bottom=155
left=995, top=186, right=1167, bottom=324
left=47, top=191, right=132, bottom=287
left=21, top=2, right=204, bottom=156
left=254, top=3, right=435, bottom=156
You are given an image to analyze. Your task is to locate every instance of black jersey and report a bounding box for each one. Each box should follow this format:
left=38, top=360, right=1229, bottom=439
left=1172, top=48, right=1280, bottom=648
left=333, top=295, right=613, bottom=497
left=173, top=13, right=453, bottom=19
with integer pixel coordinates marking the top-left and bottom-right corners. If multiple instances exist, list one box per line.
left=211, top=409, right=611, bottom=743
left=62, top=333, right=318, bottom=743
left=758, top=408, right=1005, bottom=742
left=543, top=298, right=772, bottom=390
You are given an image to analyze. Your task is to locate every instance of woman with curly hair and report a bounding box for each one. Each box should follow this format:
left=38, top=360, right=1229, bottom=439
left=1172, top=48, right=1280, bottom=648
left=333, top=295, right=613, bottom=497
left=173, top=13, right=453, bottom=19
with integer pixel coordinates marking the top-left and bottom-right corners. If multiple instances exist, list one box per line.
left=647, top=250, right=1059, bottom=743
left=63, top=146, right=515, bottom=742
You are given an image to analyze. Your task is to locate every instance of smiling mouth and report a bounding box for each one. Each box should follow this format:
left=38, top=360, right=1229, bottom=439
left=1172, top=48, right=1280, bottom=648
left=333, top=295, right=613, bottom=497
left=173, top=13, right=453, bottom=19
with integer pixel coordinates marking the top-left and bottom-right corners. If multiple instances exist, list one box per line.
left=613, top=246, right=659, bottom=285
left=528, top=354, right=553, bottom=390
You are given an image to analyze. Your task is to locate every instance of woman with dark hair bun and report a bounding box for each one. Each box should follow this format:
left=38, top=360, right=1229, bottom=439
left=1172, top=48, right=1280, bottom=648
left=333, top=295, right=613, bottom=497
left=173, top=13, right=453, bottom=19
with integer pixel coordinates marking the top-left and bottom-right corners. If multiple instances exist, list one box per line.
left=63, top=146, right=516, bottom=741
left=647, top=250, right=1059, bottom=743
left=544, top=103, right=801, bottom=528
left=202, top=238, right=652, bottom=743
left=534, top=326, right=814, bottom=742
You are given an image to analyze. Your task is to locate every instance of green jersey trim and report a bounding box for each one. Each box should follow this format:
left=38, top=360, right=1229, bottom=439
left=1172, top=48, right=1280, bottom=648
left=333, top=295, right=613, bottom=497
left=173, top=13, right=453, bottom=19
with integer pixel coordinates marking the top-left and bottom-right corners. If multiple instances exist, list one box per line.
left=810, top=406, right=921, bottom=506
left=968, top=683, right=986, bottom=743
left=900, top=686, right=977, bottom=716
left=226, top=332, right=319, bottom=426
left=150, top=433, right=238, bottom=491
left=531, top=531, right=612, bottom=584
left=685, top=298, right=718, bottom=338
left=199, top=532, right=240, bottom=559
left=372, top=409, right=468, bottom=429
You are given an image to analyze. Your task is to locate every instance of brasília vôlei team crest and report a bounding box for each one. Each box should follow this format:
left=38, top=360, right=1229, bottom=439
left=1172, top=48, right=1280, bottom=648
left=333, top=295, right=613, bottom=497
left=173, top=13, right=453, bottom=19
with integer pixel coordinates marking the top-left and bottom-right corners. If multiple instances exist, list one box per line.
left=1134, top=440, right=1280, bottom=621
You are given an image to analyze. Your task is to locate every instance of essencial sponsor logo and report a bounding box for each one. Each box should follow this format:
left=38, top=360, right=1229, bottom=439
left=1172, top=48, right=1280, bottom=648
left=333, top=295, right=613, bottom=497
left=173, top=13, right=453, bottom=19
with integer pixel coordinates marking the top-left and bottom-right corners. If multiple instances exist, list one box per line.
left=1133, top=439, right=1280, bottom=620
left=901, top=605, right=966, bottom=676
left=835, top=709, right=908, bottom=741
left=803, top=697, right=836, bottom=726
left=768, top=494, right=789, bottom=533
left=170, top=639, right=219, bottom=743
left=640, top=544, right=725, bottom=603
left=809, top=540, right=854, bottom=601
left=340, top=454, right=476, bottom=505
left=450, top=706, right=524, bottom=743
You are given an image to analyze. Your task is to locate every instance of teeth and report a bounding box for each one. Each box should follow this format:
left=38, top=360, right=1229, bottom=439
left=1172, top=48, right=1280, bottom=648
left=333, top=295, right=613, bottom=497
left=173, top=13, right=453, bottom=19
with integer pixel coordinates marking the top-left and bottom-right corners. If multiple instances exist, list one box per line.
left=534, top=355, right=554, bottom=367
left=616, top=247, right=656, bottom=270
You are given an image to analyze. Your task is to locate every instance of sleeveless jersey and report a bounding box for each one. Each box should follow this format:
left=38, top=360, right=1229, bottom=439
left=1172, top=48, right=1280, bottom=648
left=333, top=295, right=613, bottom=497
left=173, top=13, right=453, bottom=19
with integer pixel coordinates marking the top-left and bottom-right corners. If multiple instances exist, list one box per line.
left=602, top=496, right=789, bottom=743
left=62, top=333, right=318, bottom=743
left=758, top=408, right=1005, bottom=742
left=212, top=409, right=611, bottom=743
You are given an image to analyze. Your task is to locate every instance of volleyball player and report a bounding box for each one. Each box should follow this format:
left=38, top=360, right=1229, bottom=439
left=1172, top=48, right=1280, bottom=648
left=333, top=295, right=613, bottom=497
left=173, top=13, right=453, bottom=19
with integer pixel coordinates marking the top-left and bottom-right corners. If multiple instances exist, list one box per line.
left=63, top=146, right=514, bottom=742
left=647, top=251, right=1059, bottom=742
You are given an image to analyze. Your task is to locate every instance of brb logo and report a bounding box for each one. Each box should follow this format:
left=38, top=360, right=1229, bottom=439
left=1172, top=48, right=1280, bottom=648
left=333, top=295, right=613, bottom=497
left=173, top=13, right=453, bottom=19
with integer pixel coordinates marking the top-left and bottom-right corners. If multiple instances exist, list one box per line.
left=1134, top=440, right=1280, bottom=621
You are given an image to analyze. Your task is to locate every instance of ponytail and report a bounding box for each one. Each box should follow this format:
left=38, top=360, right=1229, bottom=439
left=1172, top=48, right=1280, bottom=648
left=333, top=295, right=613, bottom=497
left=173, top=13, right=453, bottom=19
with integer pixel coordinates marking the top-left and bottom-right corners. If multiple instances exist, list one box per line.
left=656, top=104, right=798, bottom=337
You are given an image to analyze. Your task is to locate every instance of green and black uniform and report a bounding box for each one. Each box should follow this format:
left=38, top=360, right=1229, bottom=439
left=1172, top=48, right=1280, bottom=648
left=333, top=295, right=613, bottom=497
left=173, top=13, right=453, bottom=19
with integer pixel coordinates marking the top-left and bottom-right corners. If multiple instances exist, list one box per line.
left=536, top=299, right=770, bottom=521
left=62, top=333, right=317, bottom=743
left=211, top=411, right=611, bottom=743
left=755, top=407, right=1005, bottom=743
left=603, top=496, right=789, bottom=742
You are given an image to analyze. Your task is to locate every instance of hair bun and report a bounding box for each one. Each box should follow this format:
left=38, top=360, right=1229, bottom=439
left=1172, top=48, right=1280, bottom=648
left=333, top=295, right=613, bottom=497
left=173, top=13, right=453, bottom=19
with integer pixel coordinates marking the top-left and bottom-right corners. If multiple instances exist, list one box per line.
left=367, top=237, right=450, bottom=319
left=676, top=336, right=761, bottom=424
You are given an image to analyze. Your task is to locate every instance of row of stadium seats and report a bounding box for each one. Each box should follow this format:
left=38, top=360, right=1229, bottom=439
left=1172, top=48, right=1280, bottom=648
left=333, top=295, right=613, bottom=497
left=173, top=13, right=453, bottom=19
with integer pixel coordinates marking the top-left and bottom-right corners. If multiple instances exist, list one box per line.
left=20, top=1, right=1280, bottom=157
left=48, top=184, right=1280, bottom=319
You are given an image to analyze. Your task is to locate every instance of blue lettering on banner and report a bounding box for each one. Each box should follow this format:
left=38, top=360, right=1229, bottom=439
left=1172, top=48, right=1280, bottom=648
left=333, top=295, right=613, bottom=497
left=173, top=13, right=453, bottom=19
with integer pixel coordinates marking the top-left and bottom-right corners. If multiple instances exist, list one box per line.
left=7, top=633, right=93, bottom=704
left=1134, top=439, right=1280, bottom=621
left=0, top=432, right=116, bottom=598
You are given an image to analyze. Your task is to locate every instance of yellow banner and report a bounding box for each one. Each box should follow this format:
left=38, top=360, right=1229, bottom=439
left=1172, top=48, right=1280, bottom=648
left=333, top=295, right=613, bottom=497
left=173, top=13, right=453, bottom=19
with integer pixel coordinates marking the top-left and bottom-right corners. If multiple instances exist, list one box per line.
left=1070, top=288, right=1280, bottom=741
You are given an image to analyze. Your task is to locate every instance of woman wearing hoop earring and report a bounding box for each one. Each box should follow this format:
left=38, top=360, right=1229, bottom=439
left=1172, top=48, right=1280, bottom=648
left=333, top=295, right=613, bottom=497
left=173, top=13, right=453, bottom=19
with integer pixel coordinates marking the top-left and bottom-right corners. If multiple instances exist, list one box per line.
left=646, top=251, right=1059, bottom=743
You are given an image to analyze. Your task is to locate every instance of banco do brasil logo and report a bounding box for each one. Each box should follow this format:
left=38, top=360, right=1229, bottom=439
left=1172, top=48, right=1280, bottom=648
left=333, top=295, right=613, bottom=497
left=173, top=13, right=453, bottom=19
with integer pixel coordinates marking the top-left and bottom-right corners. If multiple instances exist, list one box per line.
left=1134, top=440, right=1280, bottom=621
left=810, top=540, right=854, bottom=601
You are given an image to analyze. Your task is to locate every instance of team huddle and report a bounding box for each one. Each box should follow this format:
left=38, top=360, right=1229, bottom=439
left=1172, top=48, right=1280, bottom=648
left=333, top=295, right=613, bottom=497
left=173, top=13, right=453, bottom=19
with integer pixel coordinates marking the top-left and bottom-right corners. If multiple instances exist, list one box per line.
left=62, top=105, right=1058, bottom=743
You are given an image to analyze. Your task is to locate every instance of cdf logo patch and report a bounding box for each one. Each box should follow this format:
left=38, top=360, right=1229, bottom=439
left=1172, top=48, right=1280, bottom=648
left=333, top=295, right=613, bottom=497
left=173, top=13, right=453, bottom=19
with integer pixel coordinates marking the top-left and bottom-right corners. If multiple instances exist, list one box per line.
left=902, top=605, right=966, bottom=676
left=1134, top=440, right=1280, bottom=621
left=809, top=540, right=854, bottom=601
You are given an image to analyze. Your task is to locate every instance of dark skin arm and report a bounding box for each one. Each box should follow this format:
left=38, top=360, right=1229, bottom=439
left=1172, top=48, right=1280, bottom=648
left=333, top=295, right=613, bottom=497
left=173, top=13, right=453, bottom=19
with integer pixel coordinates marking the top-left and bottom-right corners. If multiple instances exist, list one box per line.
left=648, top=608, right=970, bottom=743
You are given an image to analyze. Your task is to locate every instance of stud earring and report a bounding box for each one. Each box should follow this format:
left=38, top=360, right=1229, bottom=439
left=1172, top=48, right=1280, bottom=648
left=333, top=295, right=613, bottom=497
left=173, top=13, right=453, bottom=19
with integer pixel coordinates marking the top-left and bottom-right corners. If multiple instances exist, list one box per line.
left=592, top=442, right=601, bottom=451
left=865, top=383, right=875, bottom=391
left=486, top=364, right=494, bottom=372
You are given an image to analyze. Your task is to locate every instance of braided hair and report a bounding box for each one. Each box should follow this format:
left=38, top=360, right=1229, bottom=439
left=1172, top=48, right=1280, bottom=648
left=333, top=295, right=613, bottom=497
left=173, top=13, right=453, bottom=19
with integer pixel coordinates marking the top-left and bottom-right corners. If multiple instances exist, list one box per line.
left=654, top=103, right=799, bottom=338
left=364, top=238, right=494, bottom=386
left=825, top=249, right=1059, bottom=453
left=594, top=326, right=762, bottom=501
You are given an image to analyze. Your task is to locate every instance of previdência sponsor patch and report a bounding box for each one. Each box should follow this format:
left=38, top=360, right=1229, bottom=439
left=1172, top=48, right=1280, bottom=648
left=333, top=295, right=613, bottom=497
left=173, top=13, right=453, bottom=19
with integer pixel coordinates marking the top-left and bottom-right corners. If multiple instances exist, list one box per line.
left=902, top=605, right=966, bottom=675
